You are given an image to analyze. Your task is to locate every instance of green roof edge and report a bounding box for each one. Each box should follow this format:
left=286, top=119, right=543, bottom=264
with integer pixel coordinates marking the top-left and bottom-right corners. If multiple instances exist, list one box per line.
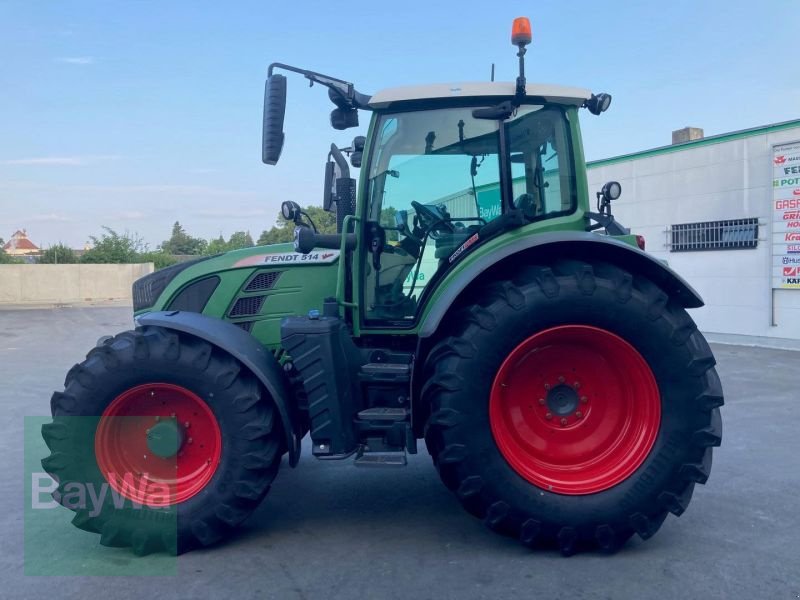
left=586, top=118, right=800, bottom=170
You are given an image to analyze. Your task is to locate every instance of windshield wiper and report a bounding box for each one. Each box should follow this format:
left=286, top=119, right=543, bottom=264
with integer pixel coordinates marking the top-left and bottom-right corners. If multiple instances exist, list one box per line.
left=472, top=101, right=516, bottom=120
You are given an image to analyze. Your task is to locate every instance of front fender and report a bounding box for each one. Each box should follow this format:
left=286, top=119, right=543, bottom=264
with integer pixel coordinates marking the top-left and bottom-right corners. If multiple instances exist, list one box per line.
left=419, top=231, right=704, bottom=338
left=136, top=310, right=301, bottom=466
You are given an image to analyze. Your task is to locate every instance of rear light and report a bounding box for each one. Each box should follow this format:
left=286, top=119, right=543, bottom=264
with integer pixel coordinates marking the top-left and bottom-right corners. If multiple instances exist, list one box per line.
left=635, top=235, right=646, bottom=250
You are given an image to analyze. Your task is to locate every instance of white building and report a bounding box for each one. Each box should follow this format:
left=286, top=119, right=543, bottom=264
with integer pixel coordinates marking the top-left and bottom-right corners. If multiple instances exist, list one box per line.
left=587, top=119, right=800, bottom=348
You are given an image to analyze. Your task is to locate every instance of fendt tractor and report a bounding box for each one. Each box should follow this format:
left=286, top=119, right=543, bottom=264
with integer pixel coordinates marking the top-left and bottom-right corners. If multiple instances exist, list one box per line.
left=42, top=18, right=723, bottom=556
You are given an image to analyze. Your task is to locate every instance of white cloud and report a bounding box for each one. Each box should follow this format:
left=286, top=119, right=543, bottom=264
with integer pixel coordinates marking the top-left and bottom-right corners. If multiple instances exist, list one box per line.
left=55, top=56, right=94, bottom=65
left=0, top=180, right=258, bottom=199
left=192, top=208, right=269, bottom=218
left=0, top=155, right=122, bottom=167
left=112, top=211, right=147, bottom=220
left=26, top=213, right=75, bottom=223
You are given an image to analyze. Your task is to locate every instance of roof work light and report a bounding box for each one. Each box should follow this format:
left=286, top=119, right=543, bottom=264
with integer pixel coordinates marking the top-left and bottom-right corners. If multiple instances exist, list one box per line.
left=511, top=17, right=532, bottom=46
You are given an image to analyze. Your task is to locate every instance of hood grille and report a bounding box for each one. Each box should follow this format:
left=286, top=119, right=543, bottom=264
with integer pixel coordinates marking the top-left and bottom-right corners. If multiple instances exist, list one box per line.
left=229, top=295, right=266, bottom=317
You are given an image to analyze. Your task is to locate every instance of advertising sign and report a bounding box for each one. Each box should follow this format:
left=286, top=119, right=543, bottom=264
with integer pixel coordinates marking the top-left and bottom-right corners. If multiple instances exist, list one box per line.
left=772, top=141, right=800, bottom=289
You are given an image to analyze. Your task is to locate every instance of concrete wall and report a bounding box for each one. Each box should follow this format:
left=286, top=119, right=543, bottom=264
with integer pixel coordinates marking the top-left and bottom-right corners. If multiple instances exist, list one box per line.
left=0, top=264, right=154, bottom=305
left=587, top=124, right=800, bottom=345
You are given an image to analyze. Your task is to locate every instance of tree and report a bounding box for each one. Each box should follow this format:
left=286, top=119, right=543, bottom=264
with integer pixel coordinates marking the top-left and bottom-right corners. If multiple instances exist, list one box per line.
left=227, top=231, right=254, bottom=250
left=257, top=205, right=337, bottom=246
left=80, top=227, right=146, bottom=264
left=161, top=221, right=206, bottom=255
left=39, top=244, right=78, bottom=264
left=139, top=251, right=178, bottom=269
left=204, top=235, right=228, bottom=255
left=0, top=237, right=24, bottom=264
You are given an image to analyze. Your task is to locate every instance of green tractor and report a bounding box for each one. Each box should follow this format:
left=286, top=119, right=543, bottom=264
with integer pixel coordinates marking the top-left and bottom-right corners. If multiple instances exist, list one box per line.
left=42, top=18, right=722, bottom=556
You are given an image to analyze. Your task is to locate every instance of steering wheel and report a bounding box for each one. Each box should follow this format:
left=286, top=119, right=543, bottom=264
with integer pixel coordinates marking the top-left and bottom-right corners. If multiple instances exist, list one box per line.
left=410, top=201, right=455, bottom=238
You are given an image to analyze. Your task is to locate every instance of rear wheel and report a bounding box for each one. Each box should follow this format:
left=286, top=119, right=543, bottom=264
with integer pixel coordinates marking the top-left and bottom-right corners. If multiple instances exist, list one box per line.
left=423, top=260, right=723, bottom=554
left=41, top=326, right=283, bottom=555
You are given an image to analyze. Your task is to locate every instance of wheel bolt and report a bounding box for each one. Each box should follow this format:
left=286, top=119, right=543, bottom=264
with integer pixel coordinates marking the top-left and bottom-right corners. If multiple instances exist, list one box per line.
left=544, top=383, right=551, bottom=391
left=580, top=396, right=588, bottom=403
left=538, top=398, right=545, bottom=405
left=573, top=382, right=581, bottom=389
left=184, top=421, right=190, bottom=428
left=187, top=437, right=193, bottom=444
left=560, top=418, right=568, bottom=426
left=575, top=411, right=583, bottom=418
left=558, top=376, right=565, bottom=383
left=545, top=412, right=553, bottom=420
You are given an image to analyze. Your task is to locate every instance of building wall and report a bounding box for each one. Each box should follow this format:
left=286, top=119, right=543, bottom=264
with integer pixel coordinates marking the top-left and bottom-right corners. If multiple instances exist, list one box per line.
left=0, top=263, right=154, bottom=305
left=587, top=123, right=800, bottom=344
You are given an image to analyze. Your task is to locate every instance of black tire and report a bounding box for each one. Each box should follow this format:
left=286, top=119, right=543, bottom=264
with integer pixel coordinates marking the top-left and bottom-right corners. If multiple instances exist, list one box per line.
left=41, top=326, right=284, bottom=555
left=423, top=259, right=723, bottom=555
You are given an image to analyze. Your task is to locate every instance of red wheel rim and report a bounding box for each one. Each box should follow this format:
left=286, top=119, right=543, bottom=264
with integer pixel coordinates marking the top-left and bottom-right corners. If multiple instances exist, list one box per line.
left=95, top=383, right=222, bottom=506
left=489, top=325, right=660, bottom=495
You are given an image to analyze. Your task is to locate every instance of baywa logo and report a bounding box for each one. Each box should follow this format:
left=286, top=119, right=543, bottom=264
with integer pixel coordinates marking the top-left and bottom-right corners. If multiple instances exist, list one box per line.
left=32, top=471, right=173, bottom=516
left=784, top=267, right=799, bottom=277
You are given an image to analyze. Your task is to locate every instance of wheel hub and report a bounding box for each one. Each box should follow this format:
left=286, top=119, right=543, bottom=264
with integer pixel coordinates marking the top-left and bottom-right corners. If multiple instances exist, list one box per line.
left=546, top=384, right=579, bottom=416
left=95, top=383, right=221, bottom=506
left=146, top=417, right=184, bottom=458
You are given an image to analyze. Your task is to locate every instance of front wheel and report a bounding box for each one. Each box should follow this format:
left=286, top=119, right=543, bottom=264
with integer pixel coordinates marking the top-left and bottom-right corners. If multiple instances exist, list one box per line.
left=41, top=326, right=284, bottom=554
left=423, top=260, right=723, bottom=554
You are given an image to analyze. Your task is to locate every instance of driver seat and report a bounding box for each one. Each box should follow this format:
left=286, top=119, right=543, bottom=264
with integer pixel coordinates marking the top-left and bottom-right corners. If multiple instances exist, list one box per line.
left=433, top=225, right=480, bottom=260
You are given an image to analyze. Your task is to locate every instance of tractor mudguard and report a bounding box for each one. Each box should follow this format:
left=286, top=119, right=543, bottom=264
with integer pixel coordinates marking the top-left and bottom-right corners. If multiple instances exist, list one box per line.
left=419, top=230, right=704, bottom=338
left=136, top=310, right=301, bottom=466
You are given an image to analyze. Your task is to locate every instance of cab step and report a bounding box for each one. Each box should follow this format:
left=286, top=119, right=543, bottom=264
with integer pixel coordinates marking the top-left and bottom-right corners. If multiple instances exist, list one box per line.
left=354, top=446, right=407, bottom=468
left=357, top=407, right=409, bottom=421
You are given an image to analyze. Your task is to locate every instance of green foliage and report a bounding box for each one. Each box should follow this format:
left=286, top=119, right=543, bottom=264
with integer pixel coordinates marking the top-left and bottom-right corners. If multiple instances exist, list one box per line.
left=161, top=221, right=207, bottom=255
left=257, top=205, right=337, bottom=246
left=204, top=235, right=228, bottom=255
left=38, top=244, right=78, bottom=264
left=139, top=251, right=178, bottom=269
left=0, top=237, right=27, bottom=264
left=227, top=231, right=255, bottom=250
left=80, top=227, right=146, bottom=264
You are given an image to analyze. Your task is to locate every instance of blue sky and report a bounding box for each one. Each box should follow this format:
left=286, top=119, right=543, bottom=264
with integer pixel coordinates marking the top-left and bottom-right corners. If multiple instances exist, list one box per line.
left=0, top=0, right=797, bottom=249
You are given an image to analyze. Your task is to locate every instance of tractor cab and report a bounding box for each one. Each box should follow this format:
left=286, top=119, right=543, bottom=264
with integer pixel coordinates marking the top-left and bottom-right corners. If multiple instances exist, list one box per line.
left=263, top=19, right=620, bottom=328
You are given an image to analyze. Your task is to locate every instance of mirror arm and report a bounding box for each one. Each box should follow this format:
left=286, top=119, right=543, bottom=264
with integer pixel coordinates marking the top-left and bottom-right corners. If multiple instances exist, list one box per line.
left=585, top=212, right=630, bottom=236
left=328, top=144, right=350, bottom=179
left=268, top=63, right=371, bottom=109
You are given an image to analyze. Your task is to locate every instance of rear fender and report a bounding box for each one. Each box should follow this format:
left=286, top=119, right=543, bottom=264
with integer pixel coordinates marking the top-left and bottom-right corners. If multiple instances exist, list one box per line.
left=136, top=311, right=301, bottom=466
left=419, top=231, right=704, bottom=339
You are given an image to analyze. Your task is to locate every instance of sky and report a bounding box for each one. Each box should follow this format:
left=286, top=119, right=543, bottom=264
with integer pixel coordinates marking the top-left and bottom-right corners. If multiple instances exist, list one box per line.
left=0, top=0, right=798, bottom=249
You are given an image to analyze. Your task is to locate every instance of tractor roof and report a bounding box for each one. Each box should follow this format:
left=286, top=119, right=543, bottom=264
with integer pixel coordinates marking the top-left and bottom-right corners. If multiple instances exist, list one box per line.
left=368, top=81, right=591, bottom=110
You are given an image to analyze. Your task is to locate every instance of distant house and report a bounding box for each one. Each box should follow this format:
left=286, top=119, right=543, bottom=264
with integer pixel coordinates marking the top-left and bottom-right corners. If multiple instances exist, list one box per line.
left=3, top=230, right=40, bottom=256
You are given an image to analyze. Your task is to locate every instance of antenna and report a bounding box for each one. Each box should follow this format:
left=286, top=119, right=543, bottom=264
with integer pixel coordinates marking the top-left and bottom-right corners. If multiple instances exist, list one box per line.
left=490, top=63, right=495, bottom=82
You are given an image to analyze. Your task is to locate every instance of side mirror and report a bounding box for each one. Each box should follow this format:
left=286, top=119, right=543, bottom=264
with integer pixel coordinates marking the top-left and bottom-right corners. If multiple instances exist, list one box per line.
left=262, top=74, right=287, bottom=165
left=323, top=161, right=336, bottom=211
left=600, top=181, right=622, bottom=201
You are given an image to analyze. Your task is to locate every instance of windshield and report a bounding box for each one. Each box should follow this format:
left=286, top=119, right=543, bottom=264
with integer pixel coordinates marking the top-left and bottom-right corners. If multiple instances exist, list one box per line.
left=363, top=104, right=576, bottom=324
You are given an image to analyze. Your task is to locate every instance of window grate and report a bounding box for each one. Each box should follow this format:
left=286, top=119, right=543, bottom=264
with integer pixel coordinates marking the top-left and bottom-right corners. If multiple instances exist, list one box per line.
left=245, top=271, right=282, bottom=292
left=233, top=321, right=254, bottom=332
left=229, top=295, right=266, bottom=317
left=668, top=218, right=759, bottom=252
